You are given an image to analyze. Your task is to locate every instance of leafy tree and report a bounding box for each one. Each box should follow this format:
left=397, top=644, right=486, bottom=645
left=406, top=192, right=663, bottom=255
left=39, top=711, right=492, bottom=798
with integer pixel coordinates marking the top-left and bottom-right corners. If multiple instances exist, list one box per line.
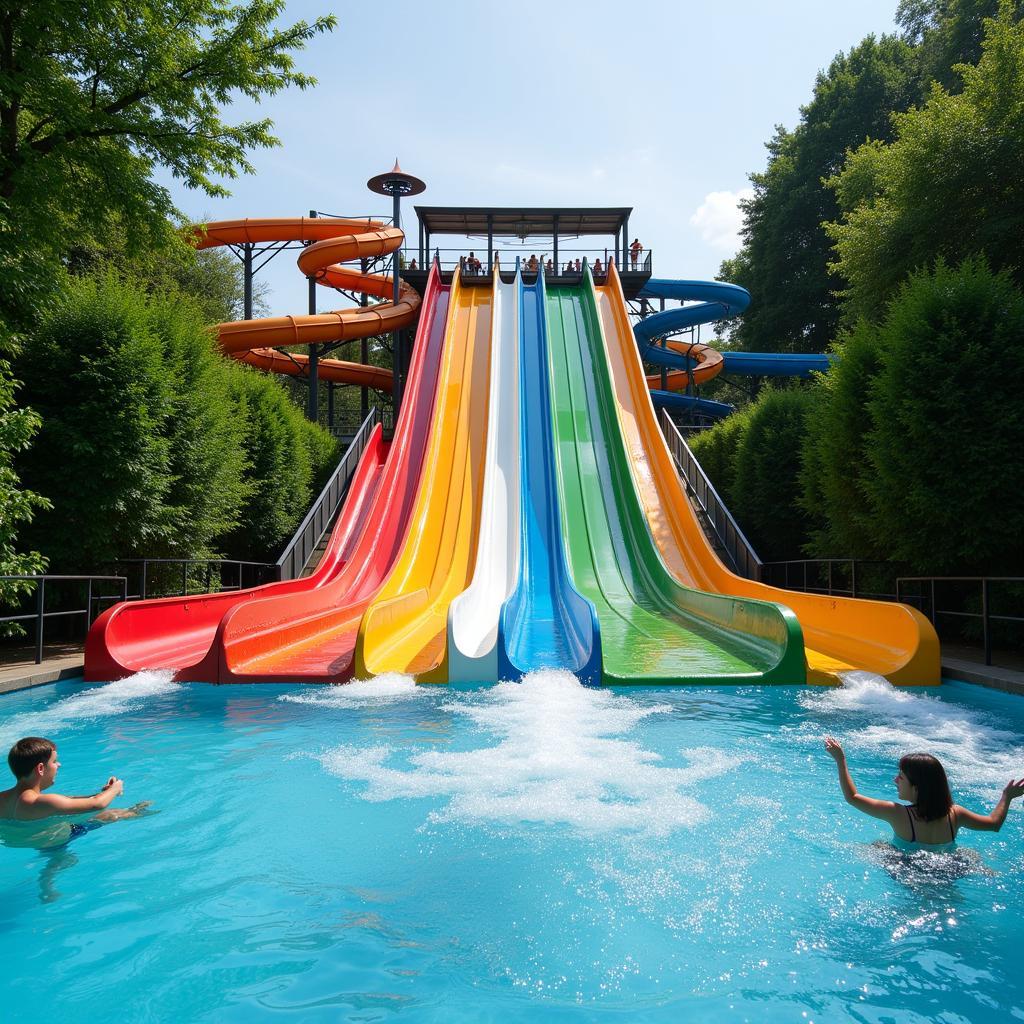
left=799, top=322, right=887, bottom=559
left=862, top=258, right=1024, bottom=574
left=221, top=367, right=334, bottom=562
left=688, top=407, right=751, bottom=506
left=898, top=0, right=1023, bottom=89
left=827, top=5, right=1024, bottom=319
left=0, top=1, right=334, bottom=334
left=720, top=34, right=920, bottom=354
left=16, top=274, right=177, bottom=569
left=0, top=355, right=49, bottom=631
left=731, top=388, right=819, bottom=561
left=152, top=291, right=251, bottom=552
left=67, top=229, right=271, bottom=326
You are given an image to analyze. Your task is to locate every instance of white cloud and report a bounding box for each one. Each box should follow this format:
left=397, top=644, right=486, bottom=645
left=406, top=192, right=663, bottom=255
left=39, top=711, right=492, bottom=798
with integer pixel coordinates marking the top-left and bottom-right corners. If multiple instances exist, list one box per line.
left=689, top=188, right=754, bottom=252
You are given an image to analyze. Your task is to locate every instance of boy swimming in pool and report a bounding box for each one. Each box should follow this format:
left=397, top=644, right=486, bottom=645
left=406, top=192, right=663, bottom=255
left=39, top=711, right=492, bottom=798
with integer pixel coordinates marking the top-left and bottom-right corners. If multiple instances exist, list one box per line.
left=0, top=736, right=150, bottom=849
left=825, top=736, right=1024, bottom=848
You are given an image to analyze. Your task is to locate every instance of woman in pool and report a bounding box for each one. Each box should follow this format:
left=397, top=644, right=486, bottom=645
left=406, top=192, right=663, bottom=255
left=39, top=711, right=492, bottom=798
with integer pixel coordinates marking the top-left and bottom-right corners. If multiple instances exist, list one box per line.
left=824, top=737, right=1024, bottom=848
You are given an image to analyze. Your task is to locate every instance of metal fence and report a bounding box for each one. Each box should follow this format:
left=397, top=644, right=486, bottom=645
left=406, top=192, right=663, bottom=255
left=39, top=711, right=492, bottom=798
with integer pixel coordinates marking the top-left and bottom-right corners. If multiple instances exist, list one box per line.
left=275, top=407, right=380, bottom=581
left=108, top=559, right=277, bottom=601
left=760, top=559, right=900, bottom=601
left=896, top=576, right=1024, bottom=666
left=0, top=574, right=128, bottom=664
left=659, top=408, right=762, bottom=581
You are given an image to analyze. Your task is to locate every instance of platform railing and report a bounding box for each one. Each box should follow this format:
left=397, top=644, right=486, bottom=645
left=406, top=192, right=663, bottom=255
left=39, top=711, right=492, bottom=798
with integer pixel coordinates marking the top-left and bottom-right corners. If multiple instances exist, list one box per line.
left=896, top=576, right=1024, bottom=667
left=402, top=247, right=650, bottom=279
left=659, top=408, right=762, bottom=581
left=275, top=406, right=380, bottom=581
left=0, top=574, right=128, bottom=664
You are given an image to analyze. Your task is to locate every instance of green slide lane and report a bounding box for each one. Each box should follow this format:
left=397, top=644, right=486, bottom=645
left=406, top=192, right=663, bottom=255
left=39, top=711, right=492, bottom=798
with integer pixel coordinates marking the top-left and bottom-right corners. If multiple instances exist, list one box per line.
left=545, top=277, right=805, bottom=684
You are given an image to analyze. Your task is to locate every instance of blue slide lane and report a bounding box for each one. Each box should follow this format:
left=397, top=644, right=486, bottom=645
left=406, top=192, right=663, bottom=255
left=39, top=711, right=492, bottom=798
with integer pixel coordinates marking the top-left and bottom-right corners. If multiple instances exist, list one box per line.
left=498, top=265, right=602, bottom=685
left=635, top=279, right=833, bottom=415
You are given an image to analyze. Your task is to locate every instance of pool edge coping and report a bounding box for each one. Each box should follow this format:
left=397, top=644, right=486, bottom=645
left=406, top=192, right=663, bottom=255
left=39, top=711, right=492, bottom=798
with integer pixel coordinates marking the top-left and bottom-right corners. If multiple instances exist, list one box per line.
left=0, top=660, right=1021, bottom=697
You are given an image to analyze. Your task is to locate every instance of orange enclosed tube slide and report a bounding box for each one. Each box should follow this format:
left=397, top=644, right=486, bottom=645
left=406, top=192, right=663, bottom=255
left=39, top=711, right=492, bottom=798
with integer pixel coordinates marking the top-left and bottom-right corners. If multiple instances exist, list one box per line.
left=193, top=217, right=421, bottom=390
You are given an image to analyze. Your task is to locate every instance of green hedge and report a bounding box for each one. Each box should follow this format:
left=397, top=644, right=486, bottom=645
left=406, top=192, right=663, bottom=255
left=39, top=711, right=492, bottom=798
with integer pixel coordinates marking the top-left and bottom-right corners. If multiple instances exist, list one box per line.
left=16, top=273, right=339, bottom=570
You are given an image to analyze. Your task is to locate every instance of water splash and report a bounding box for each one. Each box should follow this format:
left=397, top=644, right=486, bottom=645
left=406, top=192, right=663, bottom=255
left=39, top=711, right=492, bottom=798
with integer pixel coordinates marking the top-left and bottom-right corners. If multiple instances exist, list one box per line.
left=798, top=669, right=1024, bottom=801
left=0, top=670, right=177, bottom=745
left=279, top=673, right=420, bottom=707
left=319, top=670, right=741, bottom=836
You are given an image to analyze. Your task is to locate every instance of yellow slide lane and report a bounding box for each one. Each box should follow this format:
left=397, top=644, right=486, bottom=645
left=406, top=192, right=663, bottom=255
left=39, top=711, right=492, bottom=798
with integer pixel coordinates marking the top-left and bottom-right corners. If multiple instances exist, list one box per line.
left=354, top=269, right=493, bottom=681
left=596, top=264, right=940, bottom=686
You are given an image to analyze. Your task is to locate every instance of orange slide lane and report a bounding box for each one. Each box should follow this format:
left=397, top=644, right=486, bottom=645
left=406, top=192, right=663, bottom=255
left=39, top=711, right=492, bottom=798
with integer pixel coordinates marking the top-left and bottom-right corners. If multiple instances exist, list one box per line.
left=193, top=217, right=421, bottom=389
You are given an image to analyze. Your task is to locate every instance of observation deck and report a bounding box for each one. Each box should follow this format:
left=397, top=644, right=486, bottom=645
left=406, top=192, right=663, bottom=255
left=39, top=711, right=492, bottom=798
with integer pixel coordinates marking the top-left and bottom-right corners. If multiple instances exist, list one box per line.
left=400, top=206, right=652, bottom=299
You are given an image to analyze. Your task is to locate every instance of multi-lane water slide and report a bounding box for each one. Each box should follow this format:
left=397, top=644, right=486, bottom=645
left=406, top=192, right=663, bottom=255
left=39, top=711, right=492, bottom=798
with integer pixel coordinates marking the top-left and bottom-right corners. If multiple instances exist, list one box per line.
left=544, top=272, right=804, bottom=684
left=596, top=262, right=940, bottom=685
left=85, top=218, right=424, bottom=682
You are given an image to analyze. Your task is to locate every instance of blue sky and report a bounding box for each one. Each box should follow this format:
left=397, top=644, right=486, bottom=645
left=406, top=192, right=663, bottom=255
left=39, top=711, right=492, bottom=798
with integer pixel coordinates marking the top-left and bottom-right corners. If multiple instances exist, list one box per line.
left=162, top=0, right=900, bottom=315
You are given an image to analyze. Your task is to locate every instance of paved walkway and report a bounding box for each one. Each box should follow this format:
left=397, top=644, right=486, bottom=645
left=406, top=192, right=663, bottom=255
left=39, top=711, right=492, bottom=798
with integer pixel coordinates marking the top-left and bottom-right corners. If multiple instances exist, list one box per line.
left=0, top=643, right=84, bottom=695
left=942, top=645, right=1024, bottom=696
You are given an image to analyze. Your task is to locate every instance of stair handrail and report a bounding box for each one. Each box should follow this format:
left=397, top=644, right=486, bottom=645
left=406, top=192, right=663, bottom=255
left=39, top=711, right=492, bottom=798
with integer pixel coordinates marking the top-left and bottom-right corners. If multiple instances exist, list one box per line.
left=659, top=408, right=763, bottom=581
left=275, top=407, right=380, bottom=581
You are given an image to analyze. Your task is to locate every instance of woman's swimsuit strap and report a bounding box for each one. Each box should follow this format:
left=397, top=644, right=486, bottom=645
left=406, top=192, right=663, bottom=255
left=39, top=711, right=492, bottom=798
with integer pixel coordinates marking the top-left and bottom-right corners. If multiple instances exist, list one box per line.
left=905, top=804, right=916, bottom=841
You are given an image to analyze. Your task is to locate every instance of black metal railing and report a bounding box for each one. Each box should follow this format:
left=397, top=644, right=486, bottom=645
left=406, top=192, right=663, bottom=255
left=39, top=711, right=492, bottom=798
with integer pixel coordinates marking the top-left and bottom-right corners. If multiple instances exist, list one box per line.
left=660, top=408, right=762, bottom=581
left=760, top=559, right=900, bottom=601
left=403, top=248, right=651, bottom=279
left=0, top=574, right=128, bottom=664
left=109, top=559, right=277, bottom=601
left=275, top=407, right=380, bottom=581
left=896, top=576, right=1023, bottom=666
left=328, top=406, right=394, bottom=440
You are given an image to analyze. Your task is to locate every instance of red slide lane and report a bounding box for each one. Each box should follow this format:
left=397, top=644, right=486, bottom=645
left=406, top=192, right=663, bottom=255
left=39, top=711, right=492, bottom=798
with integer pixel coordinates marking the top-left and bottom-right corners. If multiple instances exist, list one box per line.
left=83, top=423, right=391, bottom=681
left=213, top=265, right=451, bottom=682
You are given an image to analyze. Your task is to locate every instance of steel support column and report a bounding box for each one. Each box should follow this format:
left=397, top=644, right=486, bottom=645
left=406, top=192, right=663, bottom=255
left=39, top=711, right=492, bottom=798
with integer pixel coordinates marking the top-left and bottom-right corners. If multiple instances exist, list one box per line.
left=487, top=213, right=493, bottom=270
left=360, top=257, right=369, bottom=422
left=243, top=242, right=253, bottom=320
left=391, top=191, right=402, bottom=413
left=306, top=210, right=319, bottom=422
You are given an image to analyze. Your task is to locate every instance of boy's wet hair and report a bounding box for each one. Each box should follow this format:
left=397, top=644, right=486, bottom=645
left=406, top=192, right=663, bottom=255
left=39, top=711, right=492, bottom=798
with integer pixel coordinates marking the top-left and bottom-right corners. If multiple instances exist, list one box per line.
left=900, top=752, right=954, bottom=821
left=8, top=737, right=55, bottom=780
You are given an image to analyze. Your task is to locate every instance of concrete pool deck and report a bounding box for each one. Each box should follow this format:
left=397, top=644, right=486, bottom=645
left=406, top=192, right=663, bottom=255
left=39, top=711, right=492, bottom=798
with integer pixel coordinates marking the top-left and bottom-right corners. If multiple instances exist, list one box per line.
left=1, top=645, right=1022, bottom=696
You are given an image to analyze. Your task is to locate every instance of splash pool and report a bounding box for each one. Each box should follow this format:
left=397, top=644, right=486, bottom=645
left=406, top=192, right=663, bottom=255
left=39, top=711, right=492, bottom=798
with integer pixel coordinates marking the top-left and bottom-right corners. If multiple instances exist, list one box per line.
left=2, top=671, right=1023, bottom=1022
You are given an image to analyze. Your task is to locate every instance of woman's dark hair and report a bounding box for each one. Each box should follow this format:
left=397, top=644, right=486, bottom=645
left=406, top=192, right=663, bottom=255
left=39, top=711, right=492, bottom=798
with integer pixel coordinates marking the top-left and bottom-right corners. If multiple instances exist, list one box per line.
left=899, top=752, right=953, bottom=821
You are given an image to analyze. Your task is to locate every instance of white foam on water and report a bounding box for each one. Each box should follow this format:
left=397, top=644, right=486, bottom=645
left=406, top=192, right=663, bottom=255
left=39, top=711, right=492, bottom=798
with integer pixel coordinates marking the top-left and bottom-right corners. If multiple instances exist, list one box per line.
left=318, top=670, right=740, bottom=836
left=279, top=673, right=420, bottom=707
left=798, top=669, right=1024, bottom=802
left=0, top=669, right=177, bottom=745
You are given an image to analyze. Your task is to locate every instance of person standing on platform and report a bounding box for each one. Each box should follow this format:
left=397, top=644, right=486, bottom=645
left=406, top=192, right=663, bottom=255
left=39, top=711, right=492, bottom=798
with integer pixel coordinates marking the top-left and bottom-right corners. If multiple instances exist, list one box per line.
left=630, top=237, right=643, bottom=270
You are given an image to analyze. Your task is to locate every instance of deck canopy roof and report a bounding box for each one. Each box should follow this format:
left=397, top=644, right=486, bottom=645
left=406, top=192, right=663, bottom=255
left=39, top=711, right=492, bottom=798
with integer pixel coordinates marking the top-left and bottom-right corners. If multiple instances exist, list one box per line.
left=414, top=206, right=631, bottom=239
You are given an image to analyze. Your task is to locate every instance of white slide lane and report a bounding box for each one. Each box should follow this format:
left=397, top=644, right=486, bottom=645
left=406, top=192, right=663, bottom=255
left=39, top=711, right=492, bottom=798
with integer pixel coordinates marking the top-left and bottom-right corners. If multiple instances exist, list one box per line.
left=447, top=264, right=520, bottom=681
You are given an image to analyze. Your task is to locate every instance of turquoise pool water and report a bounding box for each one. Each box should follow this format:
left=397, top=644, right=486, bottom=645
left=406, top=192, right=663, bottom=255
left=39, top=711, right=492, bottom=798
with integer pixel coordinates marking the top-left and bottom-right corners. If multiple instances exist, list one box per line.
left=1, top=671, right=1023, bottom=1022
